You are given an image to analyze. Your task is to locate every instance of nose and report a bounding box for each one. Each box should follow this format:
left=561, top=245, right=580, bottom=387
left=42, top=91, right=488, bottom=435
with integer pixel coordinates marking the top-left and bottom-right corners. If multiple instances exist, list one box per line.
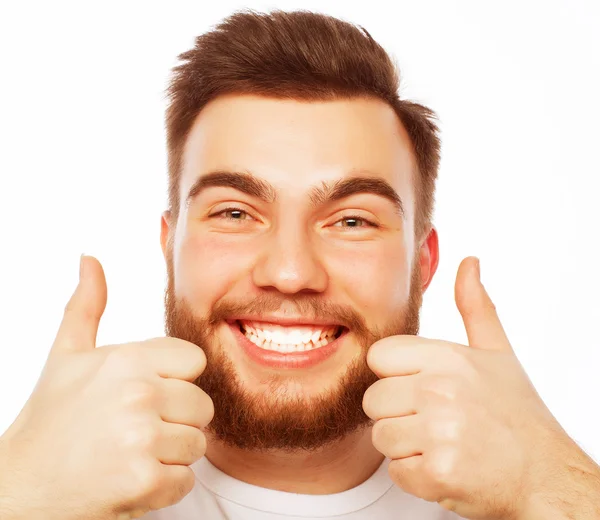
left=252, top=224, right=329, bottom=295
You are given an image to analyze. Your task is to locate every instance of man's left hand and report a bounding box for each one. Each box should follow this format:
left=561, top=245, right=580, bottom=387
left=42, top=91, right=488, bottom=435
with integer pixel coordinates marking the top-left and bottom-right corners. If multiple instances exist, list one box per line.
left=362, top=256, right=600, bottom=520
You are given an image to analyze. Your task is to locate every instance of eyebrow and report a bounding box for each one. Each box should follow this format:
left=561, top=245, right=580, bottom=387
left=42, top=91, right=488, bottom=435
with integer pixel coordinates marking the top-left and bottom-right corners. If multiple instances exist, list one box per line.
left=185, top=169, right=405, bottom=217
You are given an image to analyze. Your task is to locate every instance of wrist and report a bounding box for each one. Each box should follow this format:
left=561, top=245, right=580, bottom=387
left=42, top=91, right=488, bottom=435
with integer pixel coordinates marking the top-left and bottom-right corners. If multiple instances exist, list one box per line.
left=0, top=437, right=17, bottom=519
left=0, top=436, right=20, bottom=519
left=0, top=434, right=40, bottom=520
left=518, top=439, right=600, bottom=520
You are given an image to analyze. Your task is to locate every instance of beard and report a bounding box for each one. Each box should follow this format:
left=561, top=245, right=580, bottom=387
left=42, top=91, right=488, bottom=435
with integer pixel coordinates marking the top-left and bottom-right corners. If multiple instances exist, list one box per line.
left=164, top=249, right=423, bottom=453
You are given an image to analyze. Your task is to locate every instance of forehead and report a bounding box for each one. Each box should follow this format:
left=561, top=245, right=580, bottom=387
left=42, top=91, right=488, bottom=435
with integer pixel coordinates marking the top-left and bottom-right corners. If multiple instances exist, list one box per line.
left=180, top=94, right=416, bottom=209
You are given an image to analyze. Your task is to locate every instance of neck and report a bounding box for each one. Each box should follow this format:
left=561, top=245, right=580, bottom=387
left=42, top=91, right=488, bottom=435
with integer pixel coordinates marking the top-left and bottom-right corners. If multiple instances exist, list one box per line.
left=204, top=426, right=385, bottom=494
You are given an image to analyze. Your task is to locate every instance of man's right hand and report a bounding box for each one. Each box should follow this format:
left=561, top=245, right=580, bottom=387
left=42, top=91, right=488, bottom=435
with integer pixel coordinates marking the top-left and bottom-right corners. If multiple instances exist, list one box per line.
left=0, top=255, right=214, bottom=520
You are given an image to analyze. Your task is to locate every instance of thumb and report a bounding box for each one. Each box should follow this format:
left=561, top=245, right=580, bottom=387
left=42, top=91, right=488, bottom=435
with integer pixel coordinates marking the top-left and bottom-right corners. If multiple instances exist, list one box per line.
left=455, top=256, right=512, bottom=351
left=52, top=254, right=108, bottom=353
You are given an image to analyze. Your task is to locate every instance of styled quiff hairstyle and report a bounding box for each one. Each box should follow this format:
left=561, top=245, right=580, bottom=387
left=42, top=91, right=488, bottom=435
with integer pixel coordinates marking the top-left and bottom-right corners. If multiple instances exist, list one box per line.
left=166, top=8, right=441, bottom=240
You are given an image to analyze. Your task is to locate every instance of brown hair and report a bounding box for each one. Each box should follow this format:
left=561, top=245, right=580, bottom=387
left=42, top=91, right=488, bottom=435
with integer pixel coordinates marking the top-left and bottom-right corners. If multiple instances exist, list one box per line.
left=166, top=8, right=441, bottom=240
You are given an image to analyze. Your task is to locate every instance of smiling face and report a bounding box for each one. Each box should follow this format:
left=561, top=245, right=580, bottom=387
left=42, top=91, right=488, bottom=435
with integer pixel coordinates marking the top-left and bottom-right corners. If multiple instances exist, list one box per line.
left=161, top=94, right=438, bottom=451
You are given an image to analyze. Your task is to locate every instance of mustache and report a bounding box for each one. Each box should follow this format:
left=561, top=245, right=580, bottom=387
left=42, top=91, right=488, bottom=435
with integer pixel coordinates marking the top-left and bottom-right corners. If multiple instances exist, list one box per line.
left=207, top=293, right=376, bottom=343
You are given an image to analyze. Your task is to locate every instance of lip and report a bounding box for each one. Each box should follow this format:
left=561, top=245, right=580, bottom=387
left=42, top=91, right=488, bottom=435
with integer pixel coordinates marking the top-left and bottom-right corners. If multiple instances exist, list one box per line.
left=227, top=321, right=347, bottom=369
left=226, top=316, right=343, bottom=328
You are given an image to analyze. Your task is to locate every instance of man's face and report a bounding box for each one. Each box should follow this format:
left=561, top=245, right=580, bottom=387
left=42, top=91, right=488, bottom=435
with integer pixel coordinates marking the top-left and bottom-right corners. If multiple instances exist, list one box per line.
left=161, top=94, right=438, bottom=452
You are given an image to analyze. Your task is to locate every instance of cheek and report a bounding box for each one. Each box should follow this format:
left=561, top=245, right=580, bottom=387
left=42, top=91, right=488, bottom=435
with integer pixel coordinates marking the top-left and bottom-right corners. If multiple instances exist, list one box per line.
left=327, top=241, right=411, bottom=319
left=174, top=232, right=256, bottom=307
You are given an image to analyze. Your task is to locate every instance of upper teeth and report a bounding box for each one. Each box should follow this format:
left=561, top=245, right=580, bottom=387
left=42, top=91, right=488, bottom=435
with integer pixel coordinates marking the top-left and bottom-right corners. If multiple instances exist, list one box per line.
left=240, top=321, right=338, bottom=347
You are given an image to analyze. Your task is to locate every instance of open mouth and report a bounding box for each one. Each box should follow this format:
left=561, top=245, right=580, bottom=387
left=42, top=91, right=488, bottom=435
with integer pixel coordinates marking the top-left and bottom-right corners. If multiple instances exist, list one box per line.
left=236, top=320, right=346, bottom=354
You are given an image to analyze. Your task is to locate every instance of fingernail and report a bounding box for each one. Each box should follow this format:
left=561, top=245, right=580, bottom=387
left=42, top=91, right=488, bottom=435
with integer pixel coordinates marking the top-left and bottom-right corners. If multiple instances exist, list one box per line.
left=475, top=257, right=481, bottom=279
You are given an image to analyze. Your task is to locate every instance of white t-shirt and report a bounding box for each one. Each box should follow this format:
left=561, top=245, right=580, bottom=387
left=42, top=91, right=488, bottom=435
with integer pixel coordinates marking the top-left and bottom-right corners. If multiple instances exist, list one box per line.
left=142, top=457, right=465, bottom=519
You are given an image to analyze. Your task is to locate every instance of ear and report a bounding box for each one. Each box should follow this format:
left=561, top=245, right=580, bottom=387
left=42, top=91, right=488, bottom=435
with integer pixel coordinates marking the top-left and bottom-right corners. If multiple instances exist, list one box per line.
left=160, top=210, right=172, bottom=261
left=418, top=226, right=440, bottom=293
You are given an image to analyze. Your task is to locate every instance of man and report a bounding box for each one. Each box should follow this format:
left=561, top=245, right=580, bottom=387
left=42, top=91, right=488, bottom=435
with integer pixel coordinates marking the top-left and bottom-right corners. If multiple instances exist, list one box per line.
left=1, top=8, right=599, bottom=520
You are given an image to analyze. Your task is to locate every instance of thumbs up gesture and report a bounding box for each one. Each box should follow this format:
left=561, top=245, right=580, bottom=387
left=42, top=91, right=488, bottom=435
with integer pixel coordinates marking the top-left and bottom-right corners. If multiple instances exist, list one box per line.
left=0, top=256, right=214, bottom=520
left=363, top=257, right=599, bottom=519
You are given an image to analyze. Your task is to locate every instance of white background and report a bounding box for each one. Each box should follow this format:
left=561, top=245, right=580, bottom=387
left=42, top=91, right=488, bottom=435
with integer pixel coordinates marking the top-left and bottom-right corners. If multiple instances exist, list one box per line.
left=0, top=0, right=599, bottom=462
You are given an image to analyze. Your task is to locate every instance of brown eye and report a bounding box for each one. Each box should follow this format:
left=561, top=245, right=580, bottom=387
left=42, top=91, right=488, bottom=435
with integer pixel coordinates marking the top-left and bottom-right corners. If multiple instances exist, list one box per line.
left=333, top=216, right=376, bottom=228
left=223, top=209, right=248, bottom=220
left=341, top=217, right=364, bottom=227
left=209, top=207, right=254, bottom=221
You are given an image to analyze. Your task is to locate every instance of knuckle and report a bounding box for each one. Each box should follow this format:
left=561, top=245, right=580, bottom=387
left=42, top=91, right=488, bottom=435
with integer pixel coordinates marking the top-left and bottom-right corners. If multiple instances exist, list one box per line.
left=122, top=379, right=160, bottom=409
left=410, top=475, right=441, bottom=503
left=105, top=346, right=142, bottom=371
left=426, top=412, right=464, bottom=443
left=192, top=430, right=208, bottom=459
left=444, top=345, right=477, bottom=376
left=388, top=459, right=441, bottom=504
left=363, top=378, right=394, bottom=418
left=181, top=384, right=214, bottom=428
left=127, top=458, right=163, bottom=497
left=439, top=497, right=460, bottom=513
left=168, top=338, right=207, bottom=376
left=366, top=339, right=388, bottom=371
left=362, top=383, right=377, bottom=418
left=63, top=299, right=75, bottom=316
left=371, top=419, right=396, bottom=451
left=423, top=448, right=457, bottom=485
left=148, top=465, right=195, bottom=509
left=136, top=462, right=164, bottom=494
left=419, top=375, right=459, bottom=402
left=481, top=296, right=497, bottom=313
left=371, top=420, right=383, bottom=446
left=174, top=467, right=196, bottom=500
left=122, top=421, right=160, bottom=452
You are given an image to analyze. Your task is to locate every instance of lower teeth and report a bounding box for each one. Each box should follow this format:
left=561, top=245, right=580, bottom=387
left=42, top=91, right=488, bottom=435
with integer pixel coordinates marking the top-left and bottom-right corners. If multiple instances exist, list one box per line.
left=246, top=336, right=332, bottom=352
